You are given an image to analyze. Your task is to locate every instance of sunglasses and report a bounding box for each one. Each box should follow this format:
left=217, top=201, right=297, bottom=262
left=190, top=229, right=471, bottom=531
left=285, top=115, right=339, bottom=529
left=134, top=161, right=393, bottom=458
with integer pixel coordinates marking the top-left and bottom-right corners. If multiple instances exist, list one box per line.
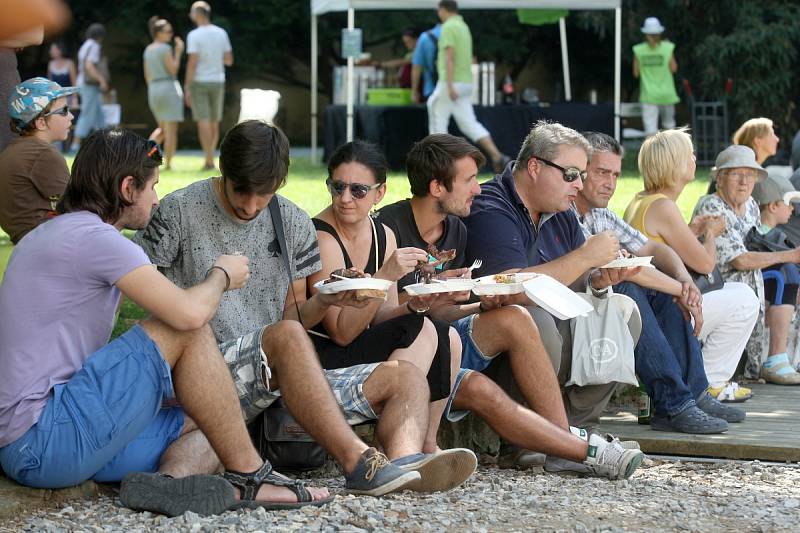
left=43, top=105, right=70, bottom=118
left=146, top=139, right=164, bottom=164
left=326, top=178, right=382, bottom=199
left=533, top=156, right=587, bottom=183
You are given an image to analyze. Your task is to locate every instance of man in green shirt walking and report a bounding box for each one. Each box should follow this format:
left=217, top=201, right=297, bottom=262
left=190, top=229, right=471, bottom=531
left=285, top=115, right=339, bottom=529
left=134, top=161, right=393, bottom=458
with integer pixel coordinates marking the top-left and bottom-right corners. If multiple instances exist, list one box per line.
left=632, top=17, right=679, bottom=136
left=427, top=0, right=508, bottom=172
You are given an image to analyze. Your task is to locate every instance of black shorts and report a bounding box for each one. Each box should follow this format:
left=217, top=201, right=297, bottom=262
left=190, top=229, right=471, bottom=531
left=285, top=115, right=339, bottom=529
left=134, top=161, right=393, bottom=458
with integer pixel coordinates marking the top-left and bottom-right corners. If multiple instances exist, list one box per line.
left=311, top=314, right=453, bottom=401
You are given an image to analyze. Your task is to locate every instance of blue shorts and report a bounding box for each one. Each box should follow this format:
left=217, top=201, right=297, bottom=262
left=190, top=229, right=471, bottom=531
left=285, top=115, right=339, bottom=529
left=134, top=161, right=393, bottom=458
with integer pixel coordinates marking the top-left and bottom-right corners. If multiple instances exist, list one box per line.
left=0, top=325, right=184, bottom=488
left=453, top=315, right=498, bottom=372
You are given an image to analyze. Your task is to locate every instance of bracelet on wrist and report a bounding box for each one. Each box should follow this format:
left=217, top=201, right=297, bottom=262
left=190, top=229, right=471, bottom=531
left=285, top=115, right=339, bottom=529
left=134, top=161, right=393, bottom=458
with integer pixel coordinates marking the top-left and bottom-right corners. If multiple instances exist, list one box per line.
left=406, top=300, right=429, bottom=315
left=206, top=265, right=231, bottom=291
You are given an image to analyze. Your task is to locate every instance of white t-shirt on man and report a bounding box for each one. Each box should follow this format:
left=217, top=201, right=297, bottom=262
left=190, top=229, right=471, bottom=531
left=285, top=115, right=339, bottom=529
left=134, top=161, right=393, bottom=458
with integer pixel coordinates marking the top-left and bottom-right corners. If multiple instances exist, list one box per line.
left=186, top=24, right=232, bottom=83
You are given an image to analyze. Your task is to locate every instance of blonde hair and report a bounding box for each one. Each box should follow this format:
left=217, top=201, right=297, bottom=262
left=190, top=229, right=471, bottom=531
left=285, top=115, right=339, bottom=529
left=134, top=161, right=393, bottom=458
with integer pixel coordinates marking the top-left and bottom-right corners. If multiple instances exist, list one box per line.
left=733, top=117, right=773, bottom=150
left=638, top=128, right=694, bottom=192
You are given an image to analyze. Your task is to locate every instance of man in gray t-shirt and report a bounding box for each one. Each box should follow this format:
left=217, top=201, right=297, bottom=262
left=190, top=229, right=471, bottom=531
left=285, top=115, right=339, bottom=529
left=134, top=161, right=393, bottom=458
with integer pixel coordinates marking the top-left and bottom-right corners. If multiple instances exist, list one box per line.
left=135, top=120, right=478, bottom=495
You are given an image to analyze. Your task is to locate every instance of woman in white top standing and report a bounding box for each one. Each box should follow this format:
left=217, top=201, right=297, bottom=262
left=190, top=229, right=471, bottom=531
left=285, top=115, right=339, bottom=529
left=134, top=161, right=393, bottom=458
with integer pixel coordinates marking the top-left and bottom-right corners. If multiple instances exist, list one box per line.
left=144, top=17, right=184, bottom=170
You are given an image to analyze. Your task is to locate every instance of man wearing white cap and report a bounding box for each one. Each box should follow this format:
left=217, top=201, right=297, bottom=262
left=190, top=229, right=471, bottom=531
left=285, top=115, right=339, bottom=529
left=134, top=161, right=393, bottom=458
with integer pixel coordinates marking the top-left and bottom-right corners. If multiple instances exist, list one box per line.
left=633, top=17, right=679, bottom=136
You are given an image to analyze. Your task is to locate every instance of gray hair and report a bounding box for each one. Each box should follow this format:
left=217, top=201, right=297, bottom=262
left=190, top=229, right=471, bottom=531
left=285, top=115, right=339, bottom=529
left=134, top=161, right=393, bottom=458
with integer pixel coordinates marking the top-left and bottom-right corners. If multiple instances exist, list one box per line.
left=513, top=120, right=591, bottom=173
left=583, top=131, right=624, bottom=159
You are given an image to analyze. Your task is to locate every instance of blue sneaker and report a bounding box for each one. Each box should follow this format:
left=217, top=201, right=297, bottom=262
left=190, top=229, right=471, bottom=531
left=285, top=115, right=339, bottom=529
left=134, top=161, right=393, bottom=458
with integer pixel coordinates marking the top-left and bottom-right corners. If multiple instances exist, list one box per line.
left=392, top=448, right=477, bottom=492
left=344, top=447, right=420, bottom=496
left=696, top=392, right=746, bottom=423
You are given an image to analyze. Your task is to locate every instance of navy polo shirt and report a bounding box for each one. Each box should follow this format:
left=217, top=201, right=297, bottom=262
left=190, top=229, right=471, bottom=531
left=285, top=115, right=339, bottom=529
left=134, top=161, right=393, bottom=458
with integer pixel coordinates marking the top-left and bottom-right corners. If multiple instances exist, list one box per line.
left=463, top=163, right=586, bottom=277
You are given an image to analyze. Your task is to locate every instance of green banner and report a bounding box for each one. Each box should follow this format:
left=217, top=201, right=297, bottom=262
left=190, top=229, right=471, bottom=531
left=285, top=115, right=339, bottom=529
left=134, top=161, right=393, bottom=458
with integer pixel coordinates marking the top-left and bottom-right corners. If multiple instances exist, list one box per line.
left=516, top=9, right=569, bottom=26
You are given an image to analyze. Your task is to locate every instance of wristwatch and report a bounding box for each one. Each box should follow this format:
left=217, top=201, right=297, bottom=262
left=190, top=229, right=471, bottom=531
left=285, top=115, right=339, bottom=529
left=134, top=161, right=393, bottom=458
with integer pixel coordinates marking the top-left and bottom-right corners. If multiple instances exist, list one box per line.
left=407, top=301, right=430, bottom=315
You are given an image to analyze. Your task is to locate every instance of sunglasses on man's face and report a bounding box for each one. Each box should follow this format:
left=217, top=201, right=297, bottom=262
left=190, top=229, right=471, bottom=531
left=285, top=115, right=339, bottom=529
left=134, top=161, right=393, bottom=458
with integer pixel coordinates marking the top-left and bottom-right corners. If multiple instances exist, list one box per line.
left=533, top=156, right=587, bottom=183
left=43, top=106, right=70, bottom=118
left=326, top=178, right=382, bottom=199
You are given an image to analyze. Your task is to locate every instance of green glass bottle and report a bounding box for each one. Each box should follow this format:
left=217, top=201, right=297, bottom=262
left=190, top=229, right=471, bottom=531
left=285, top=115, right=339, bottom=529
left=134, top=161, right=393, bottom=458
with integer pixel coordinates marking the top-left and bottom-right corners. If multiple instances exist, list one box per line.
left=637, top=384, right=651, bottom=425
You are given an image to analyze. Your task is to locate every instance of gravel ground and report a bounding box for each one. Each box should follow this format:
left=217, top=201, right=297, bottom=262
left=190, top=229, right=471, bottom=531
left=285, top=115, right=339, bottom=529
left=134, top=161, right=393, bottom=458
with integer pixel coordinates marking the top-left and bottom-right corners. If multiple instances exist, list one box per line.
left=2, top=458, right=799, bottom=532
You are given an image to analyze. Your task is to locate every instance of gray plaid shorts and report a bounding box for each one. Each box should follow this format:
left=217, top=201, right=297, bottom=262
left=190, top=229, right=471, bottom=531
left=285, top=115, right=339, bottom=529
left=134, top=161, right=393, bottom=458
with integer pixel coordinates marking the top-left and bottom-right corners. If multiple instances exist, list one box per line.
left=219, top=327, right=380, bottom=425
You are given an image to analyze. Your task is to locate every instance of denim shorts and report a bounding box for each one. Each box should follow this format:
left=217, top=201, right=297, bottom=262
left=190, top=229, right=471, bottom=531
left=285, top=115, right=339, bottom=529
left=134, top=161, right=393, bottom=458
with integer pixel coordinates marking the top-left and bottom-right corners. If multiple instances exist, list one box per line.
left=220, top=327, right=380, bottom=425
left=444, top=368, right=472, bottom=422
left=453, top=314, right=499, bottom=372
left=0, top=326, right=184, bottom=488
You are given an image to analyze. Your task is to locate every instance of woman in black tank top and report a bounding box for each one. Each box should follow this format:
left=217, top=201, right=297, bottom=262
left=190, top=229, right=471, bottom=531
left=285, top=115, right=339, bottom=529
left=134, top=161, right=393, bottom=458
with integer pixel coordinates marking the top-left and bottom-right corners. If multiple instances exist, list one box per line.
left=307, top=141, right=462, bottom=453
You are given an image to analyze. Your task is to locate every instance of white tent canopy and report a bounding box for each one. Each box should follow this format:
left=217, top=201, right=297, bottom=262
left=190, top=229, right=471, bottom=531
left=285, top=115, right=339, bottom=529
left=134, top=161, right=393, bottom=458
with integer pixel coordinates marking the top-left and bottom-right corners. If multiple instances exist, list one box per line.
left=310, top=0, right=622, bottom=162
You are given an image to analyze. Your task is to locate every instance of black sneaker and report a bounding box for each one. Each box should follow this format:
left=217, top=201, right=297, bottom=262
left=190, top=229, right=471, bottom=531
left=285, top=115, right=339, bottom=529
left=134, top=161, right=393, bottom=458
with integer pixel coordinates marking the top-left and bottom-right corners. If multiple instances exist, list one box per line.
left=650, top=405, right=728, bottom=434
left=696, top=391, right=746, bottom=422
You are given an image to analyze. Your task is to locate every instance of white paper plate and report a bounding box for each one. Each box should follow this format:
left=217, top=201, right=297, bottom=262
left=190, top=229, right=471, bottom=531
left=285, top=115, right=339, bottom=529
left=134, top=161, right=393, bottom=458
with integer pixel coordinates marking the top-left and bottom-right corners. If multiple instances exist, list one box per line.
left=314, top=277, right=393, bottom=295
left=403, top=279, right=476, bottom=296
left=600, top=255, right=654, bottom=269
left=471, top=272, right=540, bottom=295
left=522, top=275, right=593, bottom=320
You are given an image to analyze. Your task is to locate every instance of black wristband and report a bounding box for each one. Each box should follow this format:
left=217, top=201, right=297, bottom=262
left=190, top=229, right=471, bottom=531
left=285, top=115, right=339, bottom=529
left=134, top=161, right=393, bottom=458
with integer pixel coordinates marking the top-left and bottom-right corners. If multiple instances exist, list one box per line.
left=206, top=265, right=231, bottom=291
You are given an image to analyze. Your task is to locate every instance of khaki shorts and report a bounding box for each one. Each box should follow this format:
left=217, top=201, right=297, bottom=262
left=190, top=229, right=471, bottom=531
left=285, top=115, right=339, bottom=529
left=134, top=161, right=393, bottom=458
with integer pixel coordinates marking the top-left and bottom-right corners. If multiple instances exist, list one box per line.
left=190, top=81, right=225, bottom=121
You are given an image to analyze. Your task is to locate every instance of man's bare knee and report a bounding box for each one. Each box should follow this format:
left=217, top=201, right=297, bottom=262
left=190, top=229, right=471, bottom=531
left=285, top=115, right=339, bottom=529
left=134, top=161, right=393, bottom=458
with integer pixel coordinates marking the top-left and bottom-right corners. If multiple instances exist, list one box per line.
left=365, top=360, right=428, bottom=405
left=455, top=372, right=506, bottom=414
left=261, top=320, right=313, bottom=359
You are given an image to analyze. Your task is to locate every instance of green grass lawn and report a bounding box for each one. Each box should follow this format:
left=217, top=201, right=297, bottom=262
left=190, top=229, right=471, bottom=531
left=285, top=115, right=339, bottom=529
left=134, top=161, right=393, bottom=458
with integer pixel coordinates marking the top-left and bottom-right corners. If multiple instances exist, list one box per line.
left=0, top=153, right=711, bottom=285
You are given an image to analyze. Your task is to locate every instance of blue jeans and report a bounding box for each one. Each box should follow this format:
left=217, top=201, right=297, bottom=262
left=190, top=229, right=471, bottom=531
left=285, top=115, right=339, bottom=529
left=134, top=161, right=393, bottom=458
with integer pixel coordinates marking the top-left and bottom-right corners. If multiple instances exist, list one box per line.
left=0, top=326, right=183, bottom=488
left=614, top=282, right=709, bottom=416
left=74, top=84, right=105, bottom=139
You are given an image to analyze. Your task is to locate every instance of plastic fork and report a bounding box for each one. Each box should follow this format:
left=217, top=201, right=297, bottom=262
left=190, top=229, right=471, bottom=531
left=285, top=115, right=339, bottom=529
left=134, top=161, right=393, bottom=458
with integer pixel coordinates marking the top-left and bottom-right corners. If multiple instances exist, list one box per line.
left=466, top=259, right=482, bottom=272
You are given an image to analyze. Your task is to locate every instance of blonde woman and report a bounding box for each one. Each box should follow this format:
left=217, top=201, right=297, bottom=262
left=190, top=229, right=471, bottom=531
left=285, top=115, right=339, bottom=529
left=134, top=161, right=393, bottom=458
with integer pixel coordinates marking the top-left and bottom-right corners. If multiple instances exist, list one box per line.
left=624, top=129, right=760, bottom=401
left=708, top=117, right=779, bottom=193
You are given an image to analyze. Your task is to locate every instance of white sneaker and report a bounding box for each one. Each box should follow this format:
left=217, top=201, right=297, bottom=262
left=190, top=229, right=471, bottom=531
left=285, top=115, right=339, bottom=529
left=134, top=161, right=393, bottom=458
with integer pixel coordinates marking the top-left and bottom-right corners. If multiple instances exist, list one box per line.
left=583, top=433, right=645, bottom=480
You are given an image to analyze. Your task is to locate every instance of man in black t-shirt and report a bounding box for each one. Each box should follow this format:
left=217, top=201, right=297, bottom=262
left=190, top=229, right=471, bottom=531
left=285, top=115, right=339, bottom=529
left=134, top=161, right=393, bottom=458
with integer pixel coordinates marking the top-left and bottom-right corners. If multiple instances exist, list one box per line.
left=377, top=133, right=644, bottom=476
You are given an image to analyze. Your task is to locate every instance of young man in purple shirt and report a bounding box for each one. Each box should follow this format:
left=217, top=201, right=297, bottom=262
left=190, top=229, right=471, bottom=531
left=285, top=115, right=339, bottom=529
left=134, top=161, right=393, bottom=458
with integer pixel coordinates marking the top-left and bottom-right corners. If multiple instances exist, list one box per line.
left=0, top=128, right=421, bottom=516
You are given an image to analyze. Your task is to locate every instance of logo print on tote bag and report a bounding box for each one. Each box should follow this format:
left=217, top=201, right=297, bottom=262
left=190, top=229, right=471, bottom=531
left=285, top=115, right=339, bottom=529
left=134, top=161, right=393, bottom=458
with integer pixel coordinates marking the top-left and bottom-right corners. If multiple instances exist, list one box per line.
left=590, top=338, right=618, bottom=364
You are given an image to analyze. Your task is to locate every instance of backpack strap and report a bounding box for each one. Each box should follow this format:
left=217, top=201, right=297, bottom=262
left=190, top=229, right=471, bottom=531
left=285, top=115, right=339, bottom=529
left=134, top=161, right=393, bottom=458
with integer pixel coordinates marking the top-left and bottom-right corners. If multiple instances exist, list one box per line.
left=268, top=197, right=303, bottom=324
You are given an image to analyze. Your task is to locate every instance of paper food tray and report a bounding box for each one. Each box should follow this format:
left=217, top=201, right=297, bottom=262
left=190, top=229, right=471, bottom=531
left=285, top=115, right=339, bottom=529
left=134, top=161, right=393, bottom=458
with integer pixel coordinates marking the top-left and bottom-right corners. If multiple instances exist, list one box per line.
left=472, top=273, right=540, bottom=295
left=522, top=275, right=593, bottom=320
left=600, top=255, right=654, bottom=269
left=403, top=279, right=475, bottom=296
left=314, top=277, right=393, bottom=294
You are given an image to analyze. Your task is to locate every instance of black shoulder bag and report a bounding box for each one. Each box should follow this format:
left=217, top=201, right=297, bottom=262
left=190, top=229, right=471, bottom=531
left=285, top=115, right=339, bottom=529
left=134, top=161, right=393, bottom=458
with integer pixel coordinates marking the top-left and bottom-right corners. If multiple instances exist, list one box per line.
left=256, top=198, right=327, bottom=472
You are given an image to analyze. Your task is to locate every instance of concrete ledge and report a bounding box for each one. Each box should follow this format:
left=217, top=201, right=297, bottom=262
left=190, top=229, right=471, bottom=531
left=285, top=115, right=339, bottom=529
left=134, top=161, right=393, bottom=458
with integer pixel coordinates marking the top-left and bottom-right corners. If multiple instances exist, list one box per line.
left=0, top=475, right=100, bottom=521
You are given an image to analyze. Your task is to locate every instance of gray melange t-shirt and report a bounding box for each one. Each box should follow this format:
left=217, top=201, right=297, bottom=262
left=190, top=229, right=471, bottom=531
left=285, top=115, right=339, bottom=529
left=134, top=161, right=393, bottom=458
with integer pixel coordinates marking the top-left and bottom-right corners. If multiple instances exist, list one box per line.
left=133, top=179, right=321, bottom=342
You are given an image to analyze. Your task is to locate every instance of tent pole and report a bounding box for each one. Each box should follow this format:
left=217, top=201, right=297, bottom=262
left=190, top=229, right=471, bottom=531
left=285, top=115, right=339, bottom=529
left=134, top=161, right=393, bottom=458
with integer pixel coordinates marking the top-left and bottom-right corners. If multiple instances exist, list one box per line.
left=559, top=17, right=571, bottom=102
left=614, top=6, right=621, bottom=141
left=311, top=14, right=319, bottom=164
left=346, top=8, right=355, bottom=142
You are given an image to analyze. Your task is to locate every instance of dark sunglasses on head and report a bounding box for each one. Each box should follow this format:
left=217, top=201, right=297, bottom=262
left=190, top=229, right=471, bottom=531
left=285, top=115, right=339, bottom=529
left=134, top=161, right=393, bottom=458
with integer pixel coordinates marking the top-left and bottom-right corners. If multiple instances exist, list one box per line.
left=326, top=178, right=382, bottom=199
left=533, top=156, right=587, bottom=183
left=43, top=105, right=70, bottom=118
left=146, top=139, right=164, bottom=164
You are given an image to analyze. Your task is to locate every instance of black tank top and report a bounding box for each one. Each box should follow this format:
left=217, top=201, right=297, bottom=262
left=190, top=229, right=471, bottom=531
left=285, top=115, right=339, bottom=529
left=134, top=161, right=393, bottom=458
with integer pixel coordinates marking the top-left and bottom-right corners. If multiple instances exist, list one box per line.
left=308, top=215, right=387, bottom=339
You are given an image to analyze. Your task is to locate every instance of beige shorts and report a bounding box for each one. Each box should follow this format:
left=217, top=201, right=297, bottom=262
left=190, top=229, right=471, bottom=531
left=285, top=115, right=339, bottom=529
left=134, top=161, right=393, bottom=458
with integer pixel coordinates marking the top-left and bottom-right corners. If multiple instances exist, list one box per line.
left=190, top=81, right=225, bottom=121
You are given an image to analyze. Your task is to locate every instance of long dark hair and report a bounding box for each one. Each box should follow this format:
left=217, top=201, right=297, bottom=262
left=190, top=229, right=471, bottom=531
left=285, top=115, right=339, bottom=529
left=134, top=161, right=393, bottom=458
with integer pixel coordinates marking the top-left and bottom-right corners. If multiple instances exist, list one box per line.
left=57, top=129, right=162, bottom=223
left=327, top=140, right=388, bottom=184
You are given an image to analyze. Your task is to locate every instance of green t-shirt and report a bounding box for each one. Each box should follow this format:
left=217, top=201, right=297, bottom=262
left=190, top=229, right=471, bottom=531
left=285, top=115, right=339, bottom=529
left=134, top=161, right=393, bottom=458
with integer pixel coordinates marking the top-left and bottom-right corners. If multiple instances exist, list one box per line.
left=437, top=15, right=473, bottom=84
left=633, top=40, right=679, bottom=105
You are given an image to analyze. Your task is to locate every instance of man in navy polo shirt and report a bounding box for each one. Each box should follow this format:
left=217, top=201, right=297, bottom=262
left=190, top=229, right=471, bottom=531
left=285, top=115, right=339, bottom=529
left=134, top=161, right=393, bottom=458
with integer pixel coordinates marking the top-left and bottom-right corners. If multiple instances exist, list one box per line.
left=464, top=121, right=643, bottom=432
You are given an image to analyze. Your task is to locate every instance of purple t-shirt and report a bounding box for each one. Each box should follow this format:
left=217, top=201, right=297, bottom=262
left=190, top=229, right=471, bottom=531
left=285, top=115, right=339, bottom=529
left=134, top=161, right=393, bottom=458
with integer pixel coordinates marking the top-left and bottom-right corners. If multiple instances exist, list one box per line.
left=0, top=211, right=150, bottom=446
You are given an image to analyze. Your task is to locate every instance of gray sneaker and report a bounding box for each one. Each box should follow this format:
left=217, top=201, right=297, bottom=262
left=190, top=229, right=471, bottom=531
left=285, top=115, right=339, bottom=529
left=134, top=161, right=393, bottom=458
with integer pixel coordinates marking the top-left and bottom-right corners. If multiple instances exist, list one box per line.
left=497, top=445, right=546, bottom=470
left=696, top=392, right=746, bottom=423
left=344, top=448, right=420, bottom=497
left=392, top=448, right=477, bottom=492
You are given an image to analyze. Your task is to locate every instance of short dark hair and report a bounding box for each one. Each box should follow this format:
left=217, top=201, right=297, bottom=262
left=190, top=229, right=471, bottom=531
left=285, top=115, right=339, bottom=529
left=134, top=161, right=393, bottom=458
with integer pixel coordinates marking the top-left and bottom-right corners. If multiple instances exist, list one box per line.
left=439, top=1, right=458, bottom=13
left=582, top=131, right=625, bottom=159
left=86, top=23, right=106, bottom=41
left=402, top=27, right=420, bottom=39
left=327, top=140, right=388, bottom=184
left=57, top=129, right=162, bottom=223
left=406, top=134, right=485, bottom=197
left=219, top=120, right=290, bottom=194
